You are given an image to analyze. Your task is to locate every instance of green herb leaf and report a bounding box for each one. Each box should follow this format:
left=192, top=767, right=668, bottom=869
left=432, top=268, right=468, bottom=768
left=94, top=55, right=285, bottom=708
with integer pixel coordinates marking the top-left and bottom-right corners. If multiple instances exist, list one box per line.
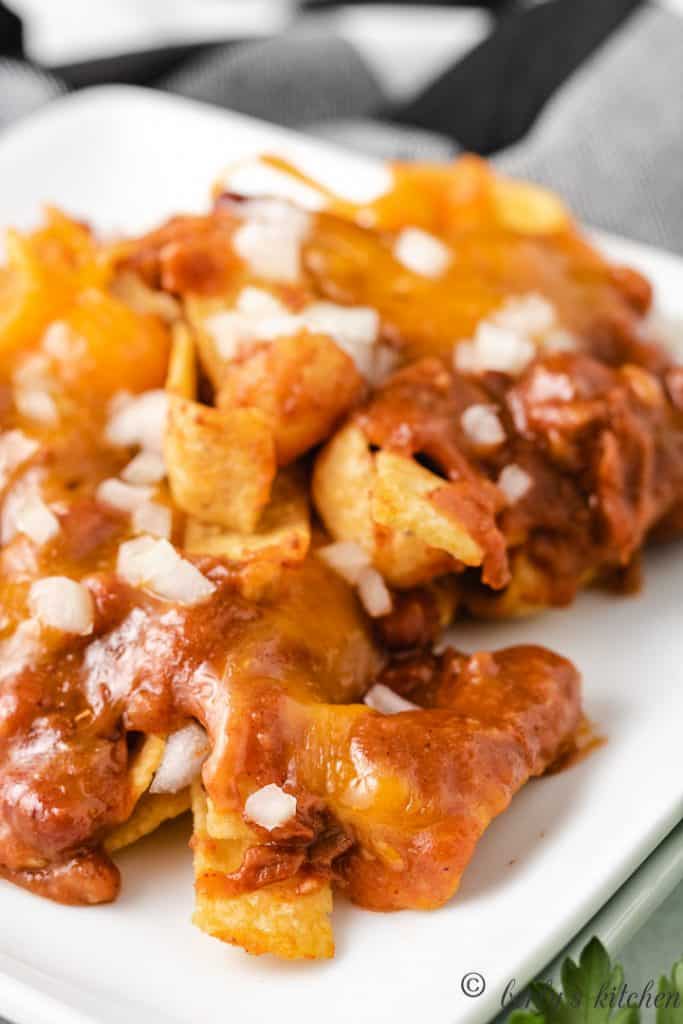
left=508, top=1012, right=545, bottom=1024
left=656, top=957, right=683, bottom=1024
left=506, top=938, right=640, bottom=1024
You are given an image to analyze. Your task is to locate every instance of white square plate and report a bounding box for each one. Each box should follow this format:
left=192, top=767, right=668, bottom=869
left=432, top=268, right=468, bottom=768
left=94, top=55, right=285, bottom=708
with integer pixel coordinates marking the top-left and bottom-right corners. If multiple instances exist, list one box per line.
left=0, top=86, right=682, bottom=1024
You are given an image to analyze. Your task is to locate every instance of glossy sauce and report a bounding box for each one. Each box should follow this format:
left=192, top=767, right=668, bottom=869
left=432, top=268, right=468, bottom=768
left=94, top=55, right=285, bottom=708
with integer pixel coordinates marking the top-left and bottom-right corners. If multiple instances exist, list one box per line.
left=2, top=157, right=676, bottom=913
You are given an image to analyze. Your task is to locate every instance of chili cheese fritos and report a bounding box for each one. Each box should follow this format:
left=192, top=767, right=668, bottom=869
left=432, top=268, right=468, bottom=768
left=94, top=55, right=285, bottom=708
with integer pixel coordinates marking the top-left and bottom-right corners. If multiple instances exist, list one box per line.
left=1, top=154, right=682, bottom=959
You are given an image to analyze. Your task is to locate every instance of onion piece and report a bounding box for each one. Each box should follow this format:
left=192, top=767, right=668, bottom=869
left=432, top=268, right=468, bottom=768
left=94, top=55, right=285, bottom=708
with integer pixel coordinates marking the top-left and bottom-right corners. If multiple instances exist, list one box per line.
left=121, top=451, right=166, bottom=485
left=150, top=722, right=210, bottom=795
left=220, top=162, right=326, bottom=210
left=205, top=308, right=300, bottom=360
left=304, top=302, right=380, bottom=379
left=0, top=620, right=42, bottom=682
left=206, top=290, right=381, bottom=380
left=29, top=577, right=94, bottom=635
left=105, top=390, right=168, bottom=453
left=13, top=493, right=60, bottom=545
left=364, top=684, right=419, bottom=714
left=117, top=536, right=215, bottom=605
left=96, top=478, right=154, bottom=512
left=498, top=464, right=532, bottom=504
left=357, top=566, right=393, bottom=617
left=492, top=293, right=556, bottom=337
left=0, top=430, right=39, bottom=489
left=236, top=286, right=288, bottom=319
left=41, top=320, right=86, bottom=360
left=14, top=388, right=58, bottom=426
left=543, top=329, right=577, bottom=353
left=527, top=367, right=574, bottom=403
left=394, top=227, right=451, bottom=278
left=131, top=502, right=172, bottom=540
left=461, top=404, right=506, bottom=447
left=232, top=200, right=311, bottom=284
left=454, top=322, right=534, bottom=377
left=244, top=783, right=297, bottom=831
left=317, top=540, right=371, bottom=585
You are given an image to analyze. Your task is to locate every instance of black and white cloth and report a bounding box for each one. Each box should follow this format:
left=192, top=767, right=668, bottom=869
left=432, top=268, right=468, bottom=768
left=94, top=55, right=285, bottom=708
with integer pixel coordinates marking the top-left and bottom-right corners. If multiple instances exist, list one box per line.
left=0, top=0, right=682, bottom=252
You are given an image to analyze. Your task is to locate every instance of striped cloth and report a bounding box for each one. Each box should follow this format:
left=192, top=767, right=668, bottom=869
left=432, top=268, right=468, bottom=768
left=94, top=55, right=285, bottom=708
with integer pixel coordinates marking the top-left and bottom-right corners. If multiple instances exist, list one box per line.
left=1, top=1, right=682, bottom=252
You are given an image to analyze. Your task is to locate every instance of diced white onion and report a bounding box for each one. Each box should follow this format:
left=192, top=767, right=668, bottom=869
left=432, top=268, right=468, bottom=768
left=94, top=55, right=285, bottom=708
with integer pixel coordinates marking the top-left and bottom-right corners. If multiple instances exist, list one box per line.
left=244, top=783, right=297, bottom=831
left=150, top=722, right=210, bottom=794
left=317, top=540, right=371, bottom=585
left=454, top=321, right=535, bottom=377
left=29, top=576, right=94, bottom=635
left=393, top=227, right=451, bottom=278
left=12, top=493, right=60, bottom=545
left=0, top=430, right=38, bottom=489
left=41, top=321, right=71, bottom=356
left=131, top=502, right=172, bottom=540
left=97, top=478, right=154, bottom=512
left=303, top=303, right=379, bottom=348
left=527, top=367, right=574, bottom=403
left=232, top=200, right=311, bottom=284
left=461, top=404, right=506, bottom=447
left=0, top=620, right=42, bottom=682
left=206, top=293, right=381, bottom=380
left=235, top=286, right=288, bottom=319
left=492, top=293, right=556, bottom=337
left=117, top=536, right=215, bottom=605
left=205, top=308, right=300, bottom=360
left=121, top=451, right=166, bottom=485
left=204, top=286, right=297, bottom=360
left=105, top=390, right=168, bottom=453
left=364, top=683, right=419, bottom=714
left=542, top=329, right=577, bottom=353
left=14, top=389, right=58, bottom=426
left=2, top=473, right=39, bottom=544
left=454, top=294, right=569, bottom=380
left=220, top=161, right=326, bottom=211
left=233, top=221, right=302, bottom=282
left=357, top=566, right=393, bottom=617
left=41, top=321, right=85, bottom=360
left=498, top=463, right=532, bottom=504
left=303, top=303, right=379, bottom=370
left=204, top=311, right=248, bottom=360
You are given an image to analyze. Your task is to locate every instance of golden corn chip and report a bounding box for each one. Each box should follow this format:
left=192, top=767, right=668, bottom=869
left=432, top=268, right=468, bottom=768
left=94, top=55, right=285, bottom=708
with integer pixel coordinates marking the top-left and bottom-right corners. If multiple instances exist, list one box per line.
left=183, top=295, right=229, bottom=391
left=127, top=734, right=166, bottom=807
left=216, top=330, right=364, bottom=466
left=313, top=424, right=457, bottom=588
left=164, top=324, right=276, bottom=533
left=103, top=734, right=189, bottom=854
left=464, top=552, right=596, bottom=620
left=105, top=789, right=191, bottom=854
left=188, top=290, right=364, bottom=466
left=165, top=396, right=276, bottom=533
left=312, top=423, right=376, bottom=551
left=166, top=322, right=197, bottom=399
left=205, top=795, right=254, bottom=842
left=191, top=782, right=334, bottom=960
left=184, top=466, right=310, bottom=566
left=372, top=451, right=484, bottom=567
left=428, top=575, right=461, bottom=632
